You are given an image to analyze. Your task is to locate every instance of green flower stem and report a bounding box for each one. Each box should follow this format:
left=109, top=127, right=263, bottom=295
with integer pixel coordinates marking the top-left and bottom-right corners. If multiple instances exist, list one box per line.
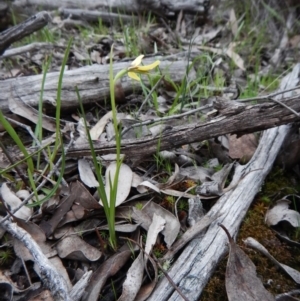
left=107, top=49, right=128, bottom=250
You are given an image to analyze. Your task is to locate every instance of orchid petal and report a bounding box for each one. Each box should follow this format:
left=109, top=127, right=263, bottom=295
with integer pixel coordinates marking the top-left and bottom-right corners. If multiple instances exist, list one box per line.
left=130, top=55, right=144, bottom=68
left=136, top=60, right=160, bottom=71
left=128, top=71, right=141, bottom=81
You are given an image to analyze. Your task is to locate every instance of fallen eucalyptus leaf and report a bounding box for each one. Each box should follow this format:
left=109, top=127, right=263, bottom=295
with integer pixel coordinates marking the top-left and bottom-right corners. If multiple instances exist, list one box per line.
left=100, top=162, right=133, bottom=207
left=132, top=201, right=180, bottom=248
left=244, top=237, right=300, bottom=284
left=56, top=235, right=102, bottom=262
left=84, top=234, right=139, bottom=301
left=137, top=180, right=160, bottom=194
left=219, top=224, right=275, bottom=301
left=118, top=250, right=144, bottom=301
left=179, top=165, right=213, bottom=182
left=0, top=183, right=32, bottom=220
left=9, top=94, right=56, bottom=132
left=145, top=213, right=165, bottom=256
left=90, top=110, right=113, bottom=140
left=265, top=199, right=300, bottom=227
left=78, top=159, right=99, bottom=188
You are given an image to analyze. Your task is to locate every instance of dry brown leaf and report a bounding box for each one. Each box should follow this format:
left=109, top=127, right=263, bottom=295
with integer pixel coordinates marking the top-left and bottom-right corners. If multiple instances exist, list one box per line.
left=229, top=9, right=238, bottom=37
left=118, top=251, right=144, bottom=301
left=265, top=199, right=300, bottom=227
left=84, top=241, right=136, bottom=301
left=228, top=134, right=257, bottom=162
left=78, top=158, right=99, bottom=188
left=226, top=42, right=245, bottom=71
left=71, top=181, right=102, bottom=210
left=29, top=290, right=54, bottom=301
left=90, top=110, right=113, bottom=140
left=100, top=162, right=133, bottom=207
left=132, top=201, right=180, bottom=248
left=220, top=224, right=275, bottom=301
left=244, top=237, right=300, bottom=284
left=56, top=235, right=102, bottom=261
left=0, top=183, right=32, bottom=220
left=145, top=213, right=165, bottom=256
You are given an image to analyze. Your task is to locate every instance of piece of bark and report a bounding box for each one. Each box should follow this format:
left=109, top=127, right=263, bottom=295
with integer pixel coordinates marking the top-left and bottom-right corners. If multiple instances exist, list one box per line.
left=0, top=11, right=51, bottom=55
left=13, top=0, right=210, bottom=15
left=147, top=63, right=300, bottom=301
left=0, top=57, right=194, bottom=113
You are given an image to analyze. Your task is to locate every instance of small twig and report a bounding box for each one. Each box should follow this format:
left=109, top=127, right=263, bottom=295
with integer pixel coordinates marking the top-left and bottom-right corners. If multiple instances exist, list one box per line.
left=152, top=253, right=189, bottom=301
left=0, top=136, right=74, bottom=225
left=0, top=141, right=29, bottom=187
left=136, top=75, right=165, bottom=116
left=123, top=237, right=189, bottom=301
left=94, top=227, right=107, bottom=254
left=235, top=85, right=300, bottom=118
left=21, top=258, right=32, bottom=286
left=6, top=116, right=68, bottom=186
left=276, top=289, right=300, bottom=300
left=0, top=42, right=64, bottom=59
left=121, top=104, right=212, bottom=137
left=270, top=97, right=300, bottom=117
left=238, top=85, right=300, bottom=102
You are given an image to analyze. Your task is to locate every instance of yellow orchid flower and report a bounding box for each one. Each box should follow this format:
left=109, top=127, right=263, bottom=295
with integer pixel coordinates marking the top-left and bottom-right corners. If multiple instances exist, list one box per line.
left=127, top=55, right=160, bottom=81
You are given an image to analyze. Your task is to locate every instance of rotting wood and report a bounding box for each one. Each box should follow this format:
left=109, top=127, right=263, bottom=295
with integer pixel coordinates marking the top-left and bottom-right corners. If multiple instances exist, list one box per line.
left=147, top=64, right=300, bottom=301
left=0, top=11, right=51, bottom=55
left=13, top=0, right=210, bottom=15
left=0, top=57, right=195, bottom=113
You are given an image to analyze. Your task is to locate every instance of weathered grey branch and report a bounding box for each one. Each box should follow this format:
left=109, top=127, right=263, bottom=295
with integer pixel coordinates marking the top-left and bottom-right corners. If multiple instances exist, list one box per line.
left=147, top=64, right=300, bottom=301
left=0, top=42, right=62, bottom=59
left=0, top=11, right=51, bottom=55
left=0, top=58, right=195, bottom=113
left=0, top=218, right=72, bottom=301
left=67, top=92, right=300, bottom=160
left=13, top=0, right=210, bottom=15
left=59, top=8, right=138, bottom=24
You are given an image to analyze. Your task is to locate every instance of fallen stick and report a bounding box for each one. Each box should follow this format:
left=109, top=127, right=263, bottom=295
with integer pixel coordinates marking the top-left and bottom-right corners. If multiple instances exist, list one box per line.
left=0, top=11, right=51, bottom=55
left=68, top=91, right=300, bottom=161
left=13, top=0, right=210, bottom=15
left=147, top=63, right=300, bottom=301
left=0, top=57, right=195, bottom=113
left=0, top=218, right=72, bottom=301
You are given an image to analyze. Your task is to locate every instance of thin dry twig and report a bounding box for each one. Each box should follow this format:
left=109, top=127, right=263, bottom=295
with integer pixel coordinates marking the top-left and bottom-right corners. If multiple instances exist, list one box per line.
left=0, top=135, right=74, bottom=225
left=124, top=237, right=189, bottom=301
left=136, top=75, right=165, bottom=116
left=6, top=116, right=68, bottom=186
left=121, top=104, right=212, bottom=137
left=238, top=85, right=300, bottom=102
